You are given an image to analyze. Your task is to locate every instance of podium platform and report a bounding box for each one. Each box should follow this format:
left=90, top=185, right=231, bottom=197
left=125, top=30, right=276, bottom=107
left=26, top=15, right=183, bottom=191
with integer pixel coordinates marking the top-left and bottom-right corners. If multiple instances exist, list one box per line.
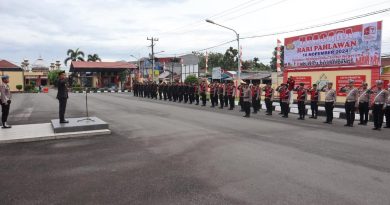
left=51, top=117, right=109, bottom=133
left=0, top=117, right=110, bottom=144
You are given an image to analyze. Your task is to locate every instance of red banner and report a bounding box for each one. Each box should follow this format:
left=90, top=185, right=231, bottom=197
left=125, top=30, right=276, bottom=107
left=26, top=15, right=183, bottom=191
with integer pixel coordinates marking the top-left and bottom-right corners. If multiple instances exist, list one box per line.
left=292, top=76, right=312, bottom=88
left=284, top=21, right=382, bottom=69
left=336, top=75, right=366, bottom=96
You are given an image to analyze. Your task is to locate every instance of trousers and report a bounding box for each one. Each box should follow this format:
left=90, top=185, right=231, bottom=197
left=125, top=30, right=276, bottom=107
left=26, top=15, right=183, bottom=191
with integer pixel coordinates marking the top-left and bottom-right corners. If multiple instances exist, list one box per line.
left=58, top=98, right=67, bottom=121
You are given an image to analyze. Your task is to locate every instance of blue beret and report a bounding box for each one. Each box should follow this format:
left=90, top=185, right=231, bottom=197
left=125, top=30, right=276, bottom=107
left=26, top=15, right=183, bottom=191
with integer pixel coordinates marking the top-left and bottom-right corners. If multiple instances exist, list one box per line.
left=1, top=75, right=9, bottom=80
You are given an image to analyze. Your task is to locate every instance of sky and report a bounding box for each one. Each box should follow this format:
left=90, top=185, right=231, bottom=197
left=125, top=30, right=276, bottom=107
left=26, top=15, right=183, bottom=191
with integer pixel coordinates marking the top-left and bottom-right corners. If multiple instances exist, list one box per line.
left=1, top=0, right=390, bottom=68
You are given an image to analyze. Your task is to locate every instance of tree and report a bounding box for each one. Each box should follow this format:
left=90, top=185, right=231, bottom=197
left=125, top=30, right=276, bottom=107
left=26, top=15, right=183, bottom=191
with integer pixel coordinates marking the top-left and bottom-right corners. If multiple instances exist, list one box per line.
left=48, top=70, right=62, bottom=86
left=87, top=54, right=102, bottom=62
left=119, top=70, right=127, bottom=89
left=64, top=48, right=85, bottom=66
left=222, top=47, right=238, bottom=70
left=184, top=75, right=198, bottom=84
left=270, top=45, right=284, bottom=72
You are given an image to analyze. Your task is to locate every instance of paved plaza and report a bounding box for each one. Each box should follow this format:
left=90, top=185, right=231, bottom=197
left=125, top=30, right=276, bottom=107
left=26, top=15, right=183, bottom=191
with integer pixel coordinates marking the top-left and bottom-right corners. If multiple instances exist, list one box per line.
left=0, top=92, right=389, bottom=204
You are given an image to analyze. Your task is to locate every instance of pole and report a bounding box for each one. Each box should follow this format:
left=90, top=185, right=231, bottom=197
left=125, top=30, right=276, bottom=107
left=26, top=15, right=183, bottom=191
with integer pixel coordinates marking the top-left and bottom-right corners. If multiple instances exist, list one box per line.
left=237, top=33, right=240, bottom=84
left=147, top=37, right=159, bottom=82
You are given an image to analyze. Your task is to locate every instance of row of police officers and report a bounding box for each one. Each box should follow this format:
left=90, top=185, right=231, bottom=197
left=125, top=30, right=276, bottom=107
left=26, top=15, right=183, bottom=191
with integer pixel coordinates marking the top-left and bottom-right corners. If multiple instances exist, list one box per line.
left=133, top=78, right=390, bottom=131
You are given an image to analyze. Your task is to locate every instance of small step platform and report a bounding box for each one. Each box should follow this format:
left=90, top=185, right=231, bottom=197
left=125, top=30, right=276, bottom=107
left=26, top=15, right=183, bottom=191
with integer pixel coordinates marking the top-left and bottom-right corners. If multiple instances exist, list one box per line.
left=51, top=117, right=109, bottom=133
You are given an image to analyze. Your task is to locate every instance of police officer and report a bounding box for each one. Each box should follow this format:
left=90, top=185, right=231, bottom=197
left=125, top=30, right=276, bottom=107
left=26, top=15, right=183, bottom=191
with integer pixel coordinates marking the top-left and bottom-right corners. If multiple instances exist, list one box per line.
left=227, top=83, right=236, bottom=110
left=295, top=83, right=307, bottom=120
left=158, top=82, right=163, bottom=100
left=218, top=82, right=225, bottom=109
left=281, top=83, right=291, bottom=118
left=321, top=82, right=336, bottom=124
left=57, top=71, right=69, bottom=123
left=252, top=84, right=261, bottom=114
left=357, top=82, right=370, bottom=125
left=339, top=79, right=358, bottom=127
left=308, top=84, right=319, bottom=119
left=163, top=82, right=168, bottom=101
left=194, top=83, right=200, bottom=105
left=188, top=83, right=194, bottom=104
left=224, top=83, right=229, bottom=107
left=263, top=83, right=274, bottom=115
left=385, top=87, right=390, bottom=129
left=242, top=83, right=252, bottom=118
left=238, top=84, right=244, bottom=112
left=200, top=81, right=207, bottom=106
left=209, top=82, right=217, bottom=108
left=1, top=75, right=12, bottom=128
left=184, top=83, right=189, bottom=103
left=372, top=80, right=389, bottom=131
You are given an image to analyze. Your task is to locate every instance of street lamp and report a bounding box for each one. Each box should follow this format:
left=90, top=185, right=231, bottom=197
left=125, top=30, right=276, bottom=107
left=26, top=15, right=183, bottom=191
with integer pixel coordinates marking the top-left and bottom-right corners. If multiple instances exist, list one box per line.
left=205, top=19, right=241, bottom=84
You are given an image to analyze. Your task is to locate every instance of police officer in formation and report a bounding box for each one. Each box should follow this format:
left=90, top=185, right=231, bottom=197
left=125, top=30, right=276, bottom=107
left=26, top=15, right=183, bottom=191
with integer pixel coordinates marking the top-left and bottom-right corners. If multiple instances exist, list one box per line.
left=308, top=84, right=319, bottom=119
left=132, top=79, right=389, bottom=131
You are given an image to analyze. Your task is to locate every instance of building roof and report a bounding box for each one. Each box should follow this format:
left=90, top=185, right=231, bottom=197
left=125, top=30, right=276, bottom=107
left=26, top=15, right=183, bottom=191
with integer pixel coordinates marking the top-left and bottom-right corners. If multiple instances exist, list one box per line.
left=0, top=60, right=23, bottom=71
left=382, top=57, right=390, bottom=67
left=70, top=61, right=137, bottom=72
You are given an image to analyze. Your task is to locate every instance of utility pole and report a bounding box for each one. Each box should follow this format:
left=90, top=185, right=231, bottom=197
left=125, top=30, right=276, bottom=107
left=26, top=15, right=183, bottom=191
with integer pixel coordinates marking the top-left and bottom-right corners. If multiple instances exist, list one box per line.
left=147, top=37, right=158, bottom=82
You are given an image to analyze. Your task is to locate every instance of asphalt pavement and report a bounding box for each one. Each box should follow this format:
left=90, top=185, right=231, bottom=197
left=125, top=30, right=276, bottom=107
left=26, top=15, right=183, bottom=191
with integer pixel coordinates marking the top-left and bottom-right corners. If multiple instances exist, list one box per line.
left=0, top=91, right=389, bottom=205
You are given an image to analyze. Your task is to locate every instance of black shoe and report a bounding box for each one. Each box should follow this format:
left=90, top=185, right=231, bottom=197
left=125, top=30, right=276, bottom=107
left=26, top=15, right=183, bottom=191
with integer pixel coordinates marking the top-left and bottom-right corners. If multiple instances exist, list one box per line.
left=243, top=115, right=250, bottom=118
left=313, top=116, right=317, bottom=119
left=309, top=116, right=314, bottom=119
left=282, top=116, right=288, bottom=118
left=384, top=126, right=390, bottom=128
left=266, top=113, right=272, bottom=116
left=323, top=121, right=329, bottom=123
left=344, top=124, right=350, bottom=127
left=327, top=122, right=333, bottom=124
left=349, top=125, right=354, bottom=127
left=358, top=122, right=364, bottom=125
left=60, top=120, right=69, bottom=123
left=372, top=127, right=380, bottom=130
left=2, top=123, right=11, bottom=129
left=253, top=112, right=257, bottom=114
left=229, top=108, right=233, bottom=110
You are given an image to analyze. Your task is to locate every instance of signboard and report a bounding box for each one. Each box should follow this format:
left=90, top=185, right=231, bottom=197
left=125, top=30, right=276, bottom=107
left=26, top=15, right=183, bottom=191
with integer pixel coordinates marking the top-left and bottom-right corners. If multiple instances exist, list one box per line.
left=212, top=67, right=222, bottom=80
left=336, top=75, right=366, bottom=96
left=291, top=76, right=312, bottom=88
left=284, top=21, right=382, bottom=69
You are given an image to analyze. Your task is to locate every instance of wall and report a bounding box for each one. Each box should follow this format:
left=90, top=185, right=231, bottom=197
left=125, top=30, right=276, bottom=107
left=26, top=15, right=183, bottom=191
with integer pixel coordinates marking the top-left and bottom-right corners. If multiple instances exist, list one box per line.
left=0, top=71, right=24, bottom=92
left=283, top=67, right=379, bottom=103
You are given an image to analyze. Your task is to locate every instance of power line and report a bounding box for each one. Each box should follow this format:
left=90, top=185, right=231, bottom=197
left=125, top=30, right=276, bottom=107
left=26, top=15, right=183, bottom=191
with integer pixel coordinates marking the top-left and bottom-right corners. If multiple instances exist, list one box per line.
left=158, top=0, right=269, bottom=36
left=217, top=0, right=288, bottom=23
left=241, top=0, right=390, bottom=36
left=240, top=8, right=390, bottom=40
left=161, top=8, right=390, bottom=57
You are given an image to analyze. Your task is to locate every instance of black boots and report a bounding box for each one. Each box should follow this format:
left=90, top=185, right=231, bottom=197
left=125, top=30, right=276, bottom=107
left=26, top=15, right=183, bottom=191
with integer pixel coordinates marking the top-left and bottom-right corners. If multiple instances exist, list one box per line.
left=2, top=122, right=11, bottom=129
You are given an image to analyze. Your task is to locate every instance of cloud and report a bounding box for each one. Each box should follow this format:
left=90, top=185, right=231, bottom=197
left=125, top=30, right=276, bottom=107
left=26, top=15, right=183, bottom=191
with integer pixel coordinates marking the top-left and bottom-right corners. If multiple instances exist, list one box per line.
left=0, top=0, right=389, bottom=67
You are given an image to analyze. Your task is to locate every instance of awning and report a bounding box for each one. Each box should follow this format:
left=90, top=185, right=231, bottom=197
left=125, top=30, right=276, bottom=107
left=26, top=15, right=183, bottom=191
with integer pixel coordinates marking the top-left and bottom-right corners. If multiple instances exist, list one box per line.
left=158, top=71, right=170, bottom=79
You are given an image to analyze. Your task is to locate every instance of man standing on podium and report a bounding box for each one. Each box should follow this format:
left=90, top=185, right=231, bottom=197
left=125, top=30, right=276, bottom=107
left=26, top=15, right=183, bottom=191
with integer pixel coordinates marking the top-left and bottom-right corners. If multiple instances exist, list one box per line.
left=57, top=71, right=69, bottom=123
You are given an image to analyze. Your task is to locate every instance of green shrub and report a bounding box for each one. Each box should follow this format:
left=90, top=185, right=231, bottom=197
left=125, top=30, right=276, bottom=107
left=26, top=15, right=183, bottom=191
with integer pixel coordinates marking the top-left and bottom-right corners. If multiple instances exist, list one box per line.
left=184, top=75, right=198, bottom=84
left=24, top=85, right=33, bottom=92
left=16, top=85, right=23, bottom=91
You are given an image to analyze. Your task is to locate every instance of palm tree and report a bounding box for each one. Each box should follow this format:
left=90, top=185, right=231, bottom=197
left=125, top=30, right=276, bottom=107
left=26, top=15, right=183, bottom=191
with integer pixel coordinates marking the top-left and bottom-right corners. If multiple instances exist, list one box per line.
left=64, top=48, right=85, bottom=66
left=87, top=54, right=102, bottom=62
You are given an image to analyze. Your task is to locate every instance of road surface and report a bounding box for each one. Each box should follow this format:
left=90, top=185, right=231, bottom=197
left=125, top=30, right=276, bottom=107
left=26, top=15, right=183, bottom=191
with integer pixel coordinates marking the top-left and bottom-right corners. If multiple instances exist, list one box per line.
left=0, top=91, right=389, bottom=205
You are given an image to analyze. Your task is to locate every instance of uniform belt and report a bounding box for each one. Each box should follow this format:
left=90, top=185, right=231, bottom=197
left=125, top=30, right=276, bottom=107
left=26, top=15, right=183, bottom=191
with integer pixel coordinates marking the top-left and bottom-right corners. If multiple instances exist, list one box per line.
left=346, top=100, right=356, bottom=103
left=374, top=102, right=384, bottom=105
left=325, top=100, right=334, bottom=102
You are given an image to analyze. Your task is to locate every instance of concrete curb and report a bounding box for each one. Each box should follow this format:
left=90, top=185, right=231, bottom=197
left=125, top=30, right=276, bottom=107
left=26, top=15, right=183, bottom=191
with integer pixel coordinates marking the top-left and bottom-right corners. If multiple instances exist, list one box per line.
left=72, top=90, right=131, bottom=94
left=0, top=129, right=111, bottom=144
